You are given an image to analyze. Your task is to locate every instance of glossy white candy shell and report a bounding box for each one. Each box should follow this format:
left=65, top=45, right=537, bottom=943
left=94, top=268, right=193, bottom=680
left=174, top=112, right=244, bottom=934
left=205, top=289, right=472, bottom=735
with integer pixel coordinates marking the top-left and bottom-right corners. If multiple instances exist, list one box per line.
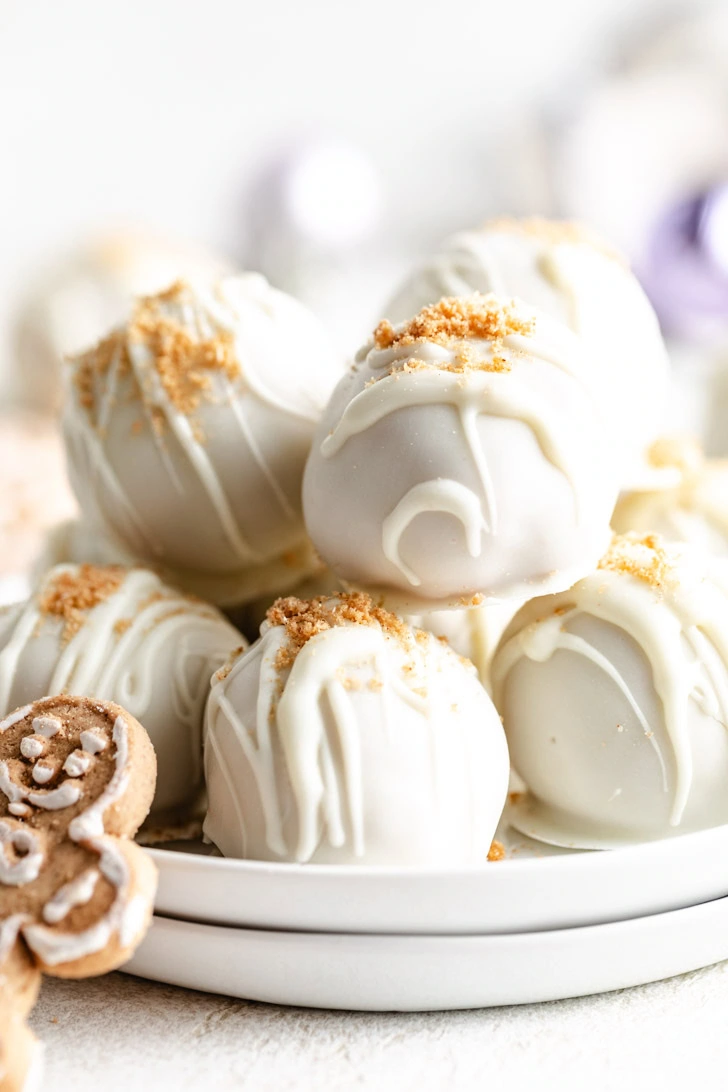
left=383, top=226, right=668, bottom=483
left=493, top=590, right=728, bottom=847
left=303, top=308, right=617, bottom=607
left=147, top=821, right=728, bottom=934
left=125, top=895, right=728, bottom=1011
left=63, top=274, right=342, bottom=579
left=204, top=624, right=509, bottom=866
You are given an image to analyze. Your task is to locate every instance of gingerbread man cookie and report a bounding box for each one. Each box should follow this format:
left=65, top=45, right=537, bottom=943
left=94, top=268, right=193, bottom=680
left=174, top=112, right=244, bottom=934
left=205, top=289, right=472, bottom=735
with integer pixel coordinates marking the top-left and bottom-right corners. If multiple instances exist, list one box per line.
left=0, top=694, right=158, bottom=1091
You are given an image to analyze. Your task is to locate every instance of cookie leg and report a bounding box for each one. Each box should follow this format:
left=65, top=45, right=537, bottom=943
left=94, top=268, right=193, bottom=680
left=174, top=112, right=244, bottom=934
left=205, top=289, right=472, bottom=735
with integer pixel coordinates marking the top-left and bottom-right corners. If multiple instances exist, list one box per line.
left=0, top=931, right=44, bottom=1092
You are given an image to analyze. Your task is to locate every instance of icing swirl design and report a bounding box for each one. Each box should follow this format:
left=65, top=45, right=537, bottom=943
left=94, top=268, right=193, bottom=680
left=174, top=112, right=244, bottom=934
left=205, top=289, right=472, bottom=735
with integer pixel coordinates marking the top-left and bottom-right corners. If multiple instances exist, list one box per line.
left=0, top=695, right=157, bottom=973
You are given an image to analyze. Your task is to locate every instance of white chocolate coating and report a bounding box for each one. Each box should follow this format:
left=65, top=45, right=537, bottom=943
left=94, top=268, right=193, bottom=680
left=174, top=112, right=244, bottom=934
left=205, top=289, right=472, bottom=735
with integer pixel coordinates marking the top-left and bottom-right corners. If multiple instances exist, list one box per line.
left=304, top=295, right=618, bottom=607
left=0, top=565, right=241, bottom=814
left=63, top=275, right=342, bottom=604
left=613, top=441, right=728, bottom=558
left=384, top=219, right=668, bottom=483
left=492, top=535, right=728, bottom=847
left=204, top=598, right=509, bottom=866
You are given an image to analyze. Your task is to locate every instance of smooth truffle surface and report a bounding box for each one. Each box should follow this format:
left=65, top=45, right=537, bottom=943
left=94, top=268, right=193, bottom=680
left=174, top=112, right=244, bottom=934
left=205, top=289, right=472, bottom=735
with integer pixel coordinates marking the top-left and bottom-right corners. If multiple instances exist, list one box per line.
left=491, top=533, right=728, bottom=848
left=0, top=564, right=242, bottom=815
left=384, top=217, right=668, bottom=482
left=63, top=274, right=342, bottom=605
left=303, top=294, right=618, bottom=607
left=204, top=593, right=509, bottom=866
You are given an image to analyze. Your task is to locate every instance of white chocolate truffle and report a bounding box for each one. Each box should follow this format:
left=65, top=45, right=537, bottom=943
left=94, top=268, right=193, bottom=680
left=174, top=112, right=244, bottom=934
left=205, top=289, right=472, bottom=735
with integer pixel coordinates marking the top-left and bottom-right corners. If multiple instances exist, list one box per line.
left=204, top=593, right=509, bottom=866
left=303, top=294, right=618, bottom=608
left=613, top=437, right=728, bottom=557
left=12, top=229, right=231, bottom=413
left=384, top=218, right=668, bottom=481
left=492, top=533, right=728, bottom=848
left=0, top=564, right=241, bottom=814
left=63, top=275, right=342, bottom=606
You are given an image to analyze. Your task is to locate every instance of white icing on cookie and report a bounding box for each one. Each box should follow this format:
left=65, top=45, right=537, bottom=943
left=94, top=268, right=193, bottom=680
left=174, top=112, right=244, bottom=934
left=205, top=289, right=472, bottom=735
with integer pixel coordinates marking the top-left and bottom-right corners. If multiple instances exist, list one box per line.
left=70, top=717, right=128, bottom=841
left=31, top=762, right=55, bottom=785
left=20, top=737, right=45, bottom=760
left=79, top=731, right=106, bottom=755
left=62, top=751, right=91, bottom=778
left=0, top=822, right=44, bottom=886
left=31, top=717, right=62, bottom=738
left=42, top=869, right=99, bottom=925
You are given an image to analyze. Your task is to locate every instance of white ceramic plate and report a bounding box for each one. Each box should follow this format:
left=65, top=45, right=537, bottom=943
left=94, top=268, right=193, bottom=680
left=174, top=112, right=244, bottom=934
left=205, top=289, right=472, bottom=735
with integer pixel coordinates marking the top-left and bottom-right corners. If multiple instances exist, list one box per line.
left=125, top=895, right=728, bottom=1011
left=147, top=820, right=728, bottom=935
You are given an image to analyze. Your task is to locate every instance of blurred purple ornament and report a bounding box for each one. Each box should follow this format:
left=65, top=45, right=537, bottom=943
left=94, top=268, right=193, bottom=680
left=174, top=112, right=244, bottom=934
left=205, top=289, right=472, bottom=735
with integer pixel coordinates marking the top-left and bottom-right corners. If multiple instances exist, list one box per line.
left=639, top=184, right=728, bottom=341
left=244, top=137, right=382, bottom=299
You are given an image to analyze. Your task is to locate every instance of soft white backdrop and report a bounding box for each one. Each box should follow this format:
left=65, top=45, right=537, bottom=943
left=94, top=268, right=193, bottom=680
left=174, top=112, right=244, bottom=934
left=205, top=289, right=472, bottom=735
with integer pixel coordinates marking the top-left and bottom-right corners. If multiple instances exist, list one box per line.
left=0, top=0, right=670, bottom=361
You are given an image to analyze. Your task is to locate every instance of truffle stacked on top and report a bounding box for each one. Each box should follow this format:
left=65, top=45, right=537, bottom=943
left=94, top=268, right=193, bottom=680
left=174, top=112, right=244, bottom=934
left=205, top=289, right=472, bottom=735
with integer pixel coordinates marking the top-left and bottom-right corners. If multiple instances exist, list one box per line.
left=304, top=293, right=618, bottom=607
left=492, top=533, right=728, bottom=847
left=384, top=217, right=668, bottom=481
left=204, top=592, right=509, bottom=866
left=0, top=563, right=241, bottom=817
left=63, top=274, right=342, bottom=606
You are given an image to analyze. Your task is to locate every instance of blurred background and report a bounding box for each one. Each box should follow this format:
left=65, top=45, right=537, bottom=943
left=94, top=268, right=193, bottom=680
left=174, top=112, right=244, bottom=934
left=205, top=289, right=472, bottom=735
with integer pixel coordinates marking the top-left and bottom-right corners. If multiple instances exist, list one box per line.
left=3, top=0, right=728, bottom=588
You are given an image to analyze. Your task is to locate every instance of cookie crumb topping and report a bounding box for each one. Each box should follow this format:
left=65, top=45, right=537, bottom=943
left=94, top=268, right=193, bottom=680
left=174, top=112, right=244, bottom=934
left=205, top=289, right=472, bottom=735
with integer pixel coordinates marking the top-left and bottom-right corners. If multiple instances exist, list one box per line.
left=597, top=532, right=674, bottom=592
left=374, top=295, right=534, bottom=359
left=39, top=565, right=126, bottom=642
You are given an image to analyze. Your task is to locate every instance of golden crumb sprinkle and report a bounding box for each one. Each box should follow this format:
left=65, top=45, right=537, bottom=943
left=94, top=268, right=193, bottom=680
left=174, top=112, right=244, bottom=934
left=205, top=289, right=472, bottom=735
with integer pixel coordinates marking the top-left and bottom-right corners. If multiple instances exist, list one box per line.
left=266, top=592, right=416, bottom=671
left=487, top=840, right=506, bottom=862
left=73, top=279, right=241, bottom=427
left=374, top=294, right=534, bottom=357
left=597, top=532, right=674, bottom=591
left=39, top=564, right=126, bottom=642
left=483, top=216, right=626, bottom=265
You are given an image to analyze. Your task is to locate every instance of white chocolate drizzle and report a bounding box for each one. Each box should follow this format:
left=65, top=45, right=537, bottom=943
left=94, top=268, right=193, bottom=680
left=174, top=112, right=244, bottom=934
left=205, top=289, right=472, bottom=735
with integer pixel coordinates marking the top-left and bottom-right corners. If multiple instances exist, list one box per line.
left=206, top=622, right=431, bottom=862
left=321, top=331, right=599, bottom=587
left=64, top=275, right=338, bottom=571
left=492, top=549, right=728, bottom=826
left=0, top=568, right=235, bottom=788
left=382, top=479, right=489, bottom=587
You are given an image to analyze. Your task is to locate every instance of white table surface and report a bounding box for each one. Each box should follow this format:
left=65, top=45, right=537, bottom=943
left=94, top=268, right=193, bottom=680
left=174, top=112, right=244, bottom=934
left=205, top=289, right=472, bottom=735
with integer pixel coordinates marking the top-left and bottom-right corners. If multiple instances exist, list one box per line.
left=32, top=959, right=728, bottom=1091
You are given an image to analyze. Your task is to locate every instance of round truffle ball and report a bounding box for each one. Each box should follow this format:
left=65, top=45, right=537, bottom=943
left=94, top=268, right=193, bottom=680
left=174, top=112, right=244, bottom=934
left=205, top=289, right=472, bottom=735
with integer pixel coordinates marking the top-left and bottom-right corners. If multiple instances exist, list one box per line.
left=12, top=229, right=231, bottom=413
left=303, top=294, right=618, bottom=607
left=612, top=436, right=728, bottom=557
left=63, top=275, right=342, bottom=606
left=491, top=533, right=728, bottom=848
left=204, top=593, right=509, bottom=865
left=0, top=564, right=242, bottom=815
left=384, top=217, right=668, bottom=482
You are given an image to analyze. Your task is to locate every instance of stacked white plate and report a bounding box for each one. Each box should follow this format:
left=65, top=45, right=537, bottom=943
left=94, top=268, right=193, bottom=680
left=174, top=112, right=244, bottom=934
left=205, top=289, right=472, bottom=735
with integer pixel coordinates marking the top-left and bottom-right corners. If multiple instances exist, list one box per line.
left=125, top=818, right=728, bottom=1011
